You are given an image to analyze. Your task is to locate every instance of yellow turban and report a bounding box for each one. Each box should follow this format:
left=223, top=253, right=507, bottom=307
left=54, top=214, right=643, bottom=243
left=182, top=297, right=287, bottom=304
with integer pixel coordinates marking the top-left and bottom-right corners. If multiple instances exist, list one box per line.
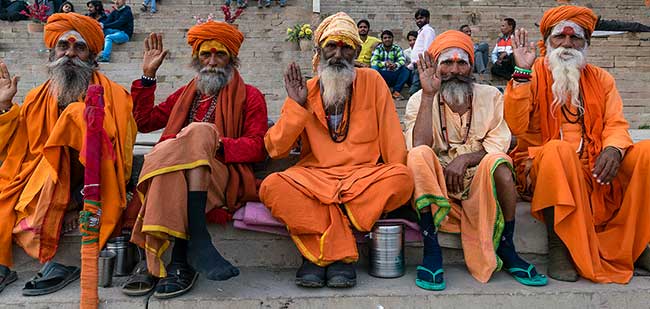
left=44, top=13, right=104, bottom=54
left=312, top=12, right=363, bottom=72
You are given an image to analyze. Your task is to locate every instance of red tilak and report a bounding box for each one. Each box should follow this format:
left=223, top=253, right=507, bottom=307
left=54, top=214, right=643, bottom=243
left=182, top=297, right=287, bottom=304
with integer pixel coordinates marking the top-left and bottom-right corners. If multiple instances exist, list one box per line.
left=561, top=26, right=575, bottom=36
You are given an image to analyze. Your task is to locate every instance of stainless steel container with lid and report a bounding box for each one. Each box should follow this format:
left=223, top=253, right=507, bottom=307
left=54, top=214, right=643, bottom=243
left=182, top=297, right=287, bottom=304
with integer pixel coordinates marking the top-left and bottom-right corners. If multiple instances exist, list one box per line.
left=368, top=223, right=405, bottom=278
left=106, top=235, right=138, bottom=276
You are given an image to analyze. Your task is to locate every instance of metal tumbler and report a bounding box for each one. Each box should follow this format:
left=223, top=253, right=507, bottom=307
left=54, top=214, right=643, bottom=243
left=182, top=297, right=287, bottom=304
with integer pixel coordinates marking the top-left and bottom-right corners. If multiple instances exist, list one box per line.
left=106, top=235, right=139, bottom=276
left=98, top=250, right=116, bottom=287
left=368, top=223, right=405, bottom=278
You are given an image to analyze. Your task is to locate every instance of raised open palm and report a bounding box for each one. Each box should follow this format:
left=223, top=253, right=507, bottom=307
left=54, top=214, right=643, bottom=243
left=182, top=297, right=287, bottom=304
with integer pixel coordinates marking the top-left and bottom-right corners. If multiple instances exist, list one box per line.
left=511, top=28, right=537, bottom=70
left=284, top=62, right=307, bottom=106
left=142, top=33, right=169, bottom=77
left=416, top=52, right=440, bottom=95
left=0, top=60, right=19, bottom=107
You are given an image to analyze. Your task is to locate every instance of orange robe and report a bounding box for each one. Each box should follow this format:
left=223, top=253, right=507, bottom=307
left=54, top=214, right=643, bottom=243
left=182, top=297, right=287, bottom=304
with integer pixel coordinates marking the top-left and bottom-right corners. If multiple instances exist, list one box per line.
left=259, top=68, right=414, bottom=267
left=0, top=72, right=136, bottom=267
left=404, top=85, right=513, bottom=283
left=504, top=58, right=650, bottom=283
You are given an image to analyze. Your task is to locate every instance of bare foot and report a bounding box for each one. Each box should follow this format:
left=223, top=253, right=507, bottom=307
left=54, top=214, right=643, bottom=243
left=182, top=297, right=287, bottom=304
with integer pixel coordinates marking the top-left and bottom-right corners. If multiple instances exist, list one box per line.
left=61, top=211, right=80, bottom=235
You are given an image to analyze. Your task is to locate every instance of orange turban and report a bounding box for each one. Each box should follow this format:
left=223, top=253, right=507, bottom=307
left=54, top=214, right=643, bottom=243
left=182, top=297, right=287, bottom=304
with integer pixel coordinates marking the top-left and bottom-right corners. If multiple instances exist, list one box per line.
left=187, top=21, right=244, bottom=56
left=538, top=5, right=598, bottom=55
left=44, top=13, right=104, bottom=54
left=426, top=30, right=475, bottom=65
left=312, top=12, right=363, bottom=72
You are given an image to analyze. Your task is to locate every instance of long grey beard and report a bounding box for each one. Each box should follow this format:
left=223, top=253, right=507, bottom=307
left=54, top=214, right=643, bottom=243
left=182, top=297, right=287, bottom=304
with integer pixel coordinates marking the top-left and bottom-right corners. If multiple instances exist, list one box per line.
left=47, top=56, right=94, bottom=108
left=439, top=75, right=473, bottom=109
left=546, top=44, right=586, bottom=114
left=195, top=64, right=234, bottom=96
left=318, top=57, right=355, bottom=111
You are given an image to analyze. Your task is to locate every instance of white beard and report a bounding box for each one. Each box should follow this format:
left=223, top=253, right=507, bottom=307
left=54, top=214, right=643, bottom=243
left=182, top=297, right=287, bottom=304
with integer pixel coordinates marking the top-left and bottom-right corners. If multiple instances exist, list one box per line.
left=47, top=56, right=95, bottom=108
left=196, top=64, right=233, bottom=96
left=318, top=57, right=355, bottom=110
left=546, top=44, right=587, bottom=114
left=439, top=77, right=473, bottom=110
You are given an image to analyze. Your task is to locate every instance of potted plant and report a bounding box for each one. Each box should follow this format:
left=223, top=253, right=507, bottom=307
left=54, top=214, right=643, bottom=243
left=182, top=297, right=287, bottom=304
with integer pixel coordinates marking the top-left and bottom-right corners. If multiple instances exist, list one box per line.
left=20, top=2, right=50, bottom=33
left=286, top=23, right=313, bottom=51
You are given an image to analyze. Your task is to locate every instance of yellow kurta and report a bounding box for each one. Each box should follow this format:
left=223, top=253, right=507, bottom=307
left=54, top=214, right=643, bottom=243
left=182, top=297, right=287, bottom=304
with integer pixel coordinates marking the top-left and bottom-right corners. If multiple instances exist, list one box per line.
left=404, top=85, right=513, bottom=282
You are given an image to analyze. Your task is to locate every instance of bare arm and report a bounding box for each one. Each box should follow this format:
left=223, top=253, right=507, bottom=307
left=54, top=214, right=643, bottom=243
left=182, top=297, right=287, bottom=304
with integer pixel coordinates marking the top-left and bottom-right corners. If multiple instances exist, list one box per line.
left=412, top=53, right=441, bottom=147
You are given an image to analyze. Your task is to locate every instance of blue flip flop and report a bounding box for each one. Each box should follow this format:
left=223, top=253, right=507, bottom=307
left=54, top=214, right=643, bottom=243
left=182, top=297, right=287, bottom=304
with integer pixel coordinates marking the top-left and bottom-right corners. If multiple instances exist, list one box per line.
left=505, top=264, right=548, bottom=286
left=415, top=266, right=446, bottom=291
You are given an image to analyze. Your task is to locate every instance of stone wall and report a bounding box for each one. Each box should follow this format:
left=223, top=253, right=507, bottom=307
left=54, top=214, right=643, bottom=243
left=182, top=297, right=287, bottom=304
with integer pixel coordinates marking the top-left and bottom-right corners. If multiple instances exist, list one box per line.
left=1, top=0, right=649, bottom=126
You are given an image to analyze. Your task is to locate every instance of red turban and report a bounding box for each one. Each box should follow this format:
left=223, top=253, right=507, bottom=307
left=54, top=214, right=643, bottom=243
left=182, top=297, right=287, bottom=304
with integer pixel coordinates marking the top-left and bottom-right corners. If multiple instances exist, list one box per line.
left=44, top=13, right=104, bottom=54
left=187, top=21, right=244, bottom=56
left=426, top=30, right=475, bottom=65
left=538, top=5, right=598, bottom=55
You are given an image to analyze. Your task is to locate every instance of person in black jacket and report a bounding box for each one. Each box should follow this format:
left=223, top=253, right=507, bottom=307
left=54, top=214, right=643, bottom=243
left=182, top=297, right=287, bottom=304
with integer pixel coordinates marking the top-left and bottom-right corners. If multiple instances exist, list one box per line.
left=96, top=0, right=133, bottom=63
left=0, top=0, right=27, bottom=21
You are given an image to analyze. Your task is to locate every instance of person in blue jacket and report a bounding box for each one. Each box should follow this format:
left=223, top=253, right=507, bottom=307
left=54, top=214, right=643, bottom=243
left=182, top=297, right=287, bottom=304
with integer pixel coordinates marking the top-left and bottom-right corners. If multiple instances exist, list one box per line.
left=97, top=0, right=133, bottom=63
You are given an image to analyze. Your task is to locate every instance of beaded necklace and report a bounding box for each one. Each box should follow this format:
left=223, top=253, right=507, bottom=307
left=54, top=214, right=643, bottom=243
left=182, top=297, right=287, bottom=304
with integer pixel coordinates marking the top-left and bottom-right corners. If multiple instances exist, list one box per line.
left=559, top=97, right=587, bottom=157
left=438, top=94, right=472, bottom=149
left=188, top=92, right=219, bottom=123
left=321, top=82, right=352, bottom=143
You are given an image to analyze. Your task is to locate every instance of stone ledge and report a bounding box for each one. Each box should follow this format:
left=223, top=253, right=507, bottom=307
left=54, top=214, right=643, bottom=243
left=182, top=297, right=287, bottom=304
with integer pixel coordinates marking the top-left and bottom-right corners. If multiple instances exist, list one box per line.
left=3, top=265, right=650, bottom=309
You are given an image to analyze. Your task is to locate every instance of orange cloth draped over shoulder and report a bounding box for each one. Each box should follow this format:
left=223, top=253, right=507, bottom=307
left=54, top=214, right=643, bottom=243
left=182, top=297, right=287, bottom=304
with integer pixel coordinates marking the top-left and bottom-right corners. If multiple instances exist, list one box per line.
left=0, top=72, right=136, bottom=267
left=426, top=30, right=475, bottom=65
left=537, top=5, right=598, bottom=56
left=186, top=21, right=244, bottom=56
left=503, top=6, right=650, bottom=283
left=44, top=13, right=105, bottom=54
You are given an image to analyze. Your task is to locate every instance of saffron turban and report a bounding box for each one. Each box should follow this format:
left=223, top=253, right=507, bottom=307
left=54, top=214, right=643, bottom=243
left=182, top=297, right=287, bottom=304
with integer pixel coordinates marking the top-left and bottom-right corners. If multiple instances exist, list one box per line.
left=538, top=5, right=598, bottom=55
left=44, top=13, right=104, bottom=54
left=312, top=12, right=363, bottom=72
left=187, top=21, right=244, bottom=56
left=426, top=30, right=475, bottom=65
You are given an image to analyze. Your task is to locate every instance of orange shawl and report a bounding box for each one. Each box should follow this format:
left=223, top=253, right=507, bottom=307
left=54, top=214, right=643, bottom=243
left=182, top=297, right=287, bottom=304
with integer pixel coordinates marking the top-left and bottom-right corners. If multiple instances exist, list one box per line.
left=531, top=57, right=625, bottom=223
left=160, top=71, right=256, bottom=212
left=0, top=72, right=135, bottom=264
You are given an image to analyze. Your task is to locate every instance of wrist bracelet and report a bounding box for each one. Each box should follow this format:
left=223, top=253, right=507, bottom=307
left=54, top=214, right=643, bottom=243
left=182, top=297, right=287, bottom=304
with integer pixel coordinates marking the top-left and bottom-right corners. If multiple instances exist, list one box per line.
left=514, top=66, right=532, bottom=74
left=141, top=74, right=157, bottom=82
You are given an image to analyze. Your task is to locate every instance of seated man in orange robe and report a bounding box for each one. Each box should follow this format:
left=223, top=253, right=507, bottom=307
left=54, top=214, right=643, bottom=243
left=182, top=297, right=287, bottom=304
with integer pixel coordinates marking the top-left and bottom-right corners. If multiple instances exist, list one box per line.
left=0, top=13, right=136, bottom=295
left=405, top=30, right=546, bottom=291
left=504, top=5, right=650, bottom=283
left=260, top=12, right=414, bottom=288
left=129, top=21, right=268, bottom=299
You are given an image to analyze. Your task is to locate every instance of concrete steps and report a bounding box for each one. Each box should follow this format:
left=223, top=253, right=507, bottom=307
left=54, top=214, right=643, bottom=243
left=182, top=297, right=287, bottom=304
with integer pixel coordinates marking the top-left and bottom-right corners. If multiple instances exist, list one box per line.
left=3, top=265, right=650, bottom=308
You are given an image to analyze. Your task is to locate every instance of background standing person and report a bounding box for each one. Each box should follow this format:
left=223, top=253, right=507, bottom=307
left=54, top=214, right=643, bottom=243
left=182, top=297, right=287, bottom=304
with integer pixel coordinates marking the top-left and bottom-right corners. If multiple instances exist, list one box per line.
left=490, top=18, right=516, bottom=79
left=354, top=19, right=381, bottom=68
left=408, top=8, right=436, bottom=95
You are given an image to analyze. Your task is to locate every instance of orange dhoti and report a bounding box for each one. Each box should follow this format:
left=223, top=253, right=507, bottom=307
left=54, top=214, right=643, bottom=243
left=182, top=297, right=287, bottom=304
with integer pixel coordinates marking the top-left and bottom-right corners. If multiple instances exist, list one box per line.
left=131, top=123, right=229, bottom=277
left=407, top=145, right=513, bottom=283
left=259, top=164, right=413, bottom=267
left=528, top=140, right=650, bottom=283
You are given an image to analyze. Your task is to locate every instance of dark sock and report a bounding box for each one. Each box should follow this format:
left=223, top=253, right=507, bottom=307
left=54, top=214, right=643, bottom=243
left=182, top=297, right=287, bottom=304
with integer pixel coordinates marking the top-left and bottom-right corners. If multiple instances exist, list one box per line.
left=497, top=220, right=537, bottom=277
left=417, top=211, right=443, bottom=283
left=171, top=238, right=188, bottom=264
left=186, top=191, right=239, bottom=281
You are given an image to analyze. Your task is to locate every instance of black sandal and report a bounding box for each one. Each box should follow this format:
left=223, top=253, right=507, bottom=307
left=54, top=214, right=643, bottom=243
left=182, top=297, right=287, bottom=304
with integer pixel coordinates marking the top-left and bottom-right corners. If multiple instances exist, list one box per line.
left=121, top=260, right=158, bottom=296
left=153, top=262, right=198, bottom=299
left=0, top=265, right=17, bottom=294
left=22, top=262, right=80, bottom=296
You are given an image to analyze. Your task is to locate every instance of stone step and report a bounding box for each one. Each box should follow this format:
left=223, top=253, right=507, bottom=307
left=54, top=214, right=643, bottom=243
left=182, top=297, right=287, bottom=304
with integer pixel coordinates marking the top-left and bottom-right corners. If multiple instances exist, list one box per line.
left=2, top=264, right=650, bottom=308
left=11, top=201, right=546, bottom=273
